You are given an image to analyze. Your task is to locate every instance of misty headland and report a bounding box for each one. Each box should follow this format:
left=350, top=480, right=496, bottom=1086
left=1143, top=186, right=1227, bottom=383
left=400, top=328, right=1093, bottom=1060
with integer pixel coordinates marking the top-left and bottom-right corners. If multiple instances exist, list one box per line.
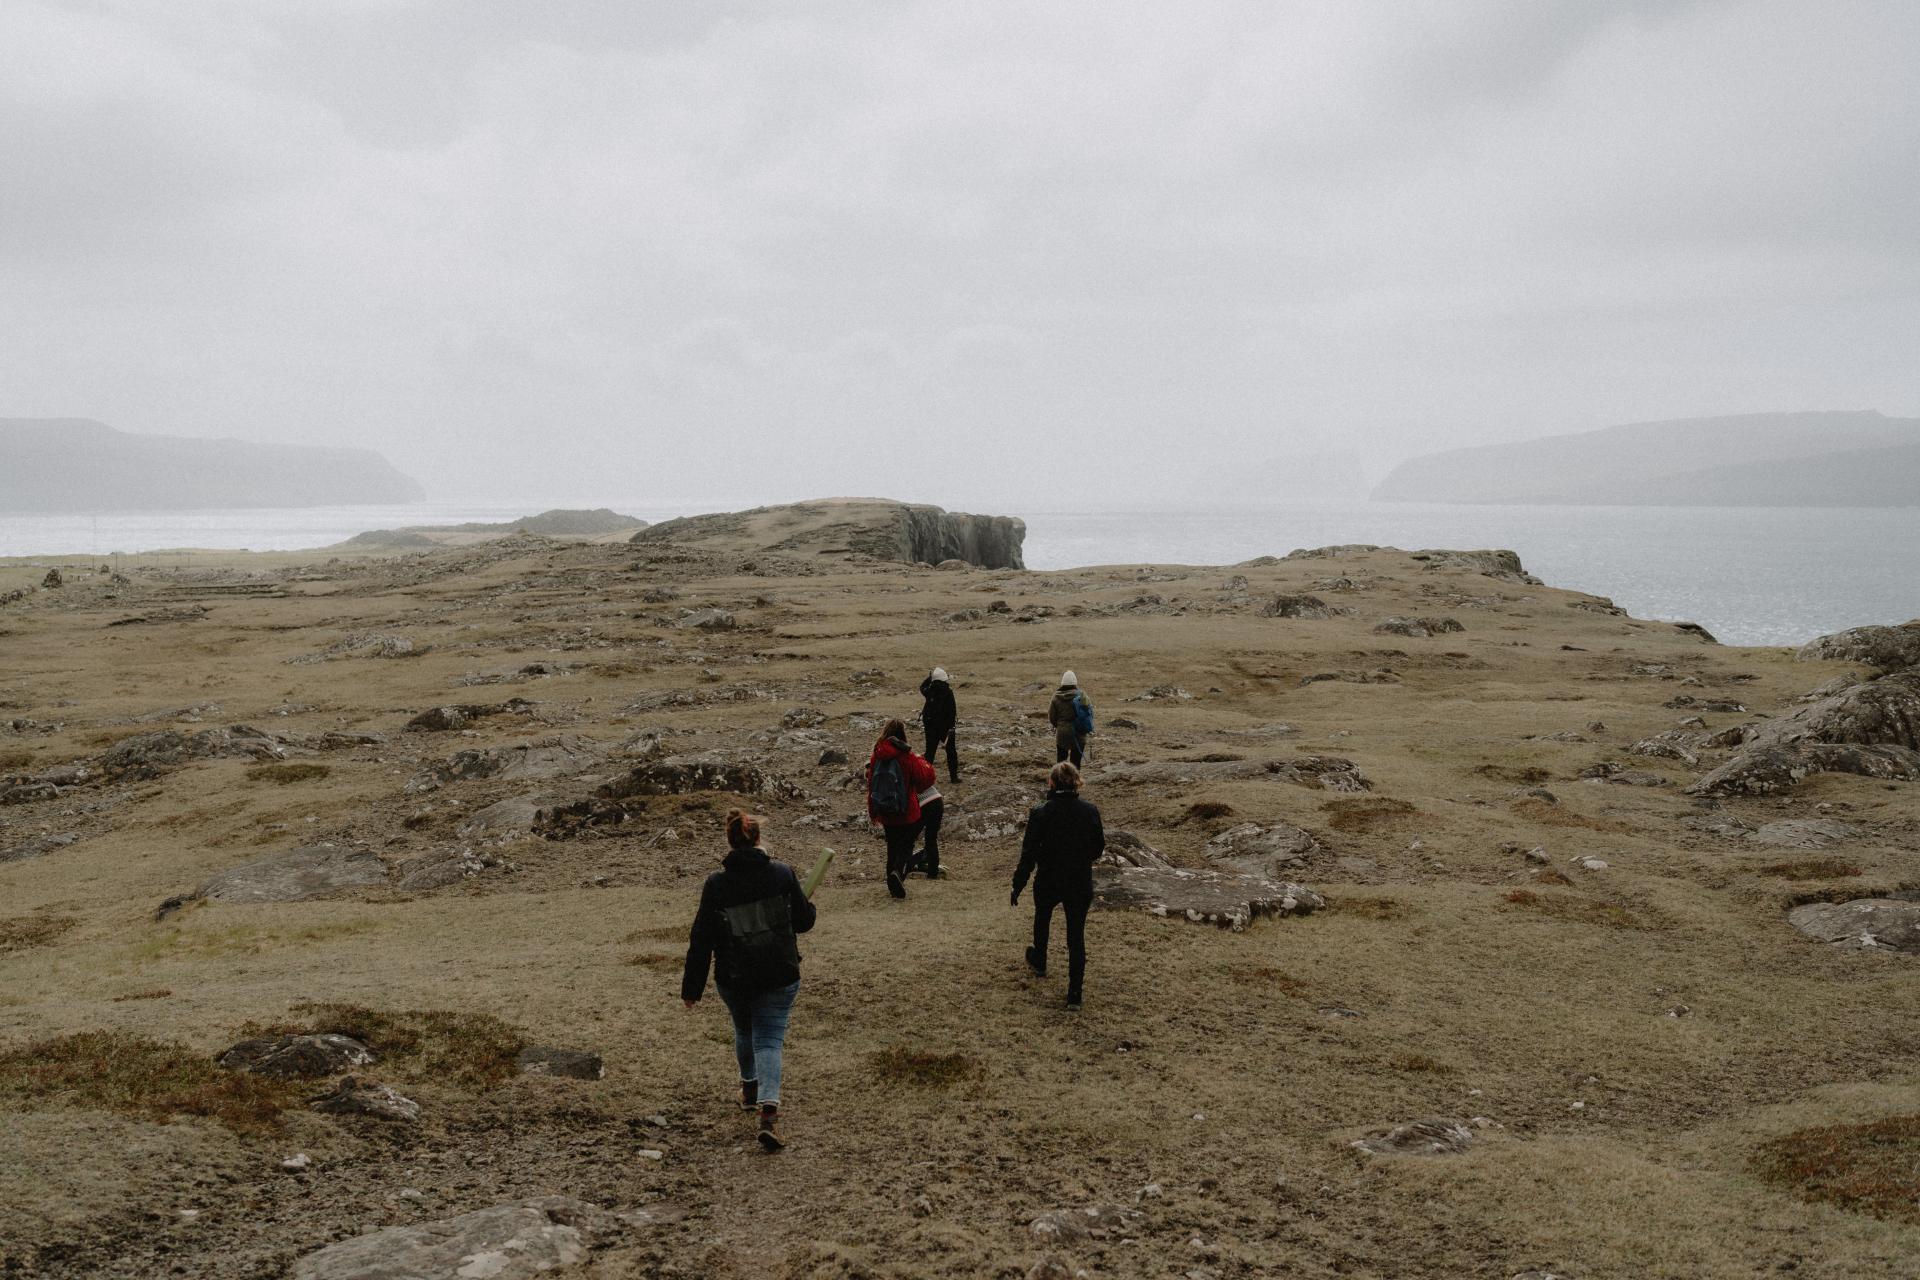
left=5, top=411, right=1918, bottom=647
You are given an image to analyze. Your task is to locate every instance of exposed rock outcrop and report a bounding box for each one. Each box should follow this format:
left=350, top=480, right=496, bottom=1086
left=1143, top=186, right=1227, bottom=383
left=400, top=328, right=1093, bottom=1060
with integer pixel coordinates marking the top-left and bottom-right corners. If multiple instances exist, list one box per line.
left=1092, top=865, right=1324, bottom=930
left=1374, top=616, right=1465, bottom=638
left=1411, top=549, right=1539, bottom=584
left=1262, top=594, right=1345, bottom=620
left=1204, top=822, right=1321, bottom=876
left=307, top=1076, right=421, bottom=1123
left=1797, top=621, right=1920, bottom=673
left=1690, top=672, right=1920, bottom=795
left=1787, top=897, right=1920, bottom=953
left=192, top=844, right=389, bottom=905
left=98, top=725, right=288, bottom=781
left=406, top=699, right=534, bottom=731
left=291, top=1198, right=652, bottom=1280
left=629, top=499, right=1026, bottom=570
left=406, top=736, right=602, bottom=793
left=1351, top=1118, right=1475, bottom=1157
left=218, top=1034, right=375, bottom=1078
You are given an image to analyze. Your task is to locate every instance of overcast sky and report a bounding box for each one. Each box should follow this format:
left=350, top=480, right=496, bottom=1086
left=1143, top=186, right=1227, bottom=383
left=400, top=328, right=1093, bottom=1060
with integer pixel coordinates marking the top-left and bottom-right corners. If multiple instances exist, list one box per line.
left=3, top=1, right=1917, bottom=508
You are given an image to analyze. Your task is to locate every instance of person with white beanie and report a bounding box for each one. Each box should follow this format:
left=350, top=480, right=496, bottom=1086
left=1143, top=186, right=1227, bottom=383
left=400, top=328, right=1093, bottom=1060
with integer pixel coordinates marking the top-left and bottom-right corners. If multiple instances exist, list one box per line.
left=918, top=666, right=960, bottom=783
left=1047, top=670, right=1092, bottom=768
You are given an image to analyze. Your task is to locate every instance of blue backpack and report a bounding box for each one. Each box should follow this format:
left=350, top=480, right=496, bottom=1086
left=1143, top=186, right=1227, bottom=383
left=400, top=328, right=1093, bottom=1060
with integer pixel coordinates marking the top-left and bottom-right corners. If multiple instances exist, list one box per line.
left=1073, top=693, right=1094, bottom=736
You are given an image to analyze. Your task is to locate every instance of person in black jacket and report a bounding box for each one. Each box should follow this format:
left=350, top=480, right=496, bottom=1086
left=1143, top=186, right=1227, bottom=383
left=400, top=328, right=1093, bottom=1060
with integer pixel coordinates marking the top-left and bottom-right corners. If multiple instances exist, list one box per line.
left=682, top=809, right=817, bottom=1151
left=1010, top=761, right=1105, bottom=1009
left=919, top=667, right=961, bottom=783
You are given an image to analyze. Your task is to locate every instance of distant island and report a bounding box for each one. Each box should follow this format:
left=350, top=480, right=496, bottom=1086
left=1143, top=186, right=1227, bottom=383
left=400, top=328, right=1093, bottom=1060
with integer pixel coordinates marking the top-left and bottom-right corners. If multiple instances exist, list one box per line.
left=335, top=509, right=647, bottom=549
left=1373, top=410, right=1920, bottom=507
left=0, top=418, right=424, bottom=512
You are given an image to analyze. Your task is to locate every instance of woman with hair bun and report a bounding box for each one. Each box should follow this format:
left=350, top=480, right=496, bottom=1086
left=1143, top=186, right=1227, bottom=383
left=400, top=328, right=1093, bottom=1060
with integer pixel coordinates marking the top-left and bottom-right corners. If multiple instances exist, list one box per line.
left=682, top=808, right=817, bottom=1151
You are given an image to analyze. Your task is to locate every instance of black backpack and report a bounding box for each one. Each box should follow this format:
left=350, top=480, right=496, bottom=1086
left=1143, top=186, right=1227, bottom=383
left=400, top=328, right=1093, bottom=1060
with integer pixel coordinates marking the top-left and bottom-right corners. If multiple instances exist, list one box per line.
left=721, top=888, right=801, bottom=991
left=869, top=753, right=910, bottom=818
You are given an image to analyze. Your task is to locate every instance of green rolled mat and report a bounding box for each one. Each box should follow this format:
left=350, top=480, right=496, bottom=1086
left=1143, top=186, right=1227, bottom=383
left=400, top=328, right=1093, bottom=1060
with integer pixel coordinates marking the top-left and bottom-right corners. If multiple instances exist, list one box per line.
left=802, top=848, right=835, bottom=898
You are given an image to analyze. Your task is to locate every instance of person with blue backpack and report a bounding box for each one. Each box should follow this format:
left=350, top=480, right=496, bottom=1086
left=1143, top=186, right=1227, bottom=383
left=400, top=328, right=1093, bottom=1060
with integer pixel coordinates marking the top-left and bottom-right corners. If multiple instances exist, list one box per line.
left=681, top=808, right=817, bottom=1152
left=865, top=718, right=936, bottom=899
left=1048, top=671, right=1093, bottom=768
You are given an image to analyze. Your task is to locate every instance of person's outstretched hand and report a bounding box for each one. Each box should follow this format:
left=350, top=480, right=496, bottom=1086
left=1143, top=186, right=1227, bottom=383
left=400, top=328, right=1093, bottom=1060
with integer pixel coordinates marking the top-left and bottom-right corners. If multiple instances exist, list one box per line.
left=1009, top=889, right=1020, bottom=907
left=682, top=999, right=698, bottom=1011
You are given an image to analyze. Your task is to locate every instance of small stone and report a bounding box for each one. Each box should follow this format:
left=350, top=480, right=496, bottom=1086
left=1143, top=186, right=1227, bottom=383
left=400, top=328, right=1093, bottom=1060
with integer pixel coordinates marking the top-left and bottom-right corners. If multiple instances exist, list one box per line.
left=280, top=1153, right=312, bottom=1172
left=516, top=1046, right=605, bottom=1080
left=1573, top=857, right=1609, bottom=871
left=1524, top=847, right=1550, bottom=865
left=910, top=1194, right=933, bottom=1217
left=309, top=1076, right=421, bottom=1123
left=636, top=1149, right=665, bottom=1161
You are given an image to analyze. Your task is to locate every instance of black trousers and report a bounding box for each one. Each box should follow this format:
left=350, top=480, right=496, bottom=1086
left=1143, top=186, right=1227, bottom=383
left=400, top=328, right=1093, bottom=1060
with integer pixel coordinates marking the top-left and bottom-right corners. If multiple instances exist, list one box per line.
left=883, top=823, right=917, bottom=882
left=1032, top=889, right=1090, bottom=999
left=1055, top=734, right=1084, bottom=768
left=911, top=797, right=944, bottom=876
left=924, top=727, right=960, bottom=780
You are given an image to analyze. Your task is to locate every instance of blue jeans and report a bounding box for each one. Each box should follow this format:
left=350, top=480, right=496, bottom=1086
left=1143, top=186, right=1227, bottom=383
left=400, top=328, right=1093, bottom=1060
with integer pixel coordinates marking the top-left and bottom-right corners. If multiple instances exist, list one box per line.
left=716, top=980, right=799, bottom=1107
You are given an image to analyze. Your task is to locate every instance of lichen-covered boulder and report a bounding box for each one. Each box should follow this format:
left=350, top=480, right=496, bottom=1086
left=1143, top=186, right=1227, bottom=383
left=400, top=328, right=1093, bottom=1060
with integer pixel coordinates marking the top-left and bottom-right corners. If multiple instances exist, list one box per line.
left=406, top=736, right=602, bottom=793
left=1688, top=743, right=1920, bottom=796
left=1092, top=865, right=1323, bottom=931
left=405, top=699, right=533, bottom=731
left=1787, top=897, right=1920, bottom=953
left=1098, top=830, right=1171, bottom=871
left=1262, top=594, right=1344, bottom=620
left=290, top=1197, right=649, bottom=1279
left=1351, top=1118, right=1474, bottom=1156
left=1373, top=616, right=1465, bottom=639
left=1204, top=822, right=1321, bottom=876
left=1797, top=622, right=1920, bottom=673
left=308, top=1076, right=421, bottom=1123
left=597, top=754, right=799, bottom=801
left=98, top=725, right=288, bottom=780
left=194, top=844, right=389, bottom=905
left=218, top=1034, right=374, bottom=1078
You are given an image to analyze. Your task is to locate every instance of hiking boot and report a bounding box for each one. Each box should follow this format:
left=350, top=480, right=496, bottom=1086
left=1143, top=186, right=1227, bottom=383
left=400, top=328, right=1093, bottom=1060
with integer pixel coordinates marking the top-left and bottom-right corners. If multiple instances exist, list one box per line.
left=886, top=871, right=906, bottom=899
left=1066, top=991, right=1083, bottom=1011
left=757, top=1104, right=785, bottom=1152
left=1025, top=945, right=1046, bottom=978
left=739, top=1080, right=758, bottom=1111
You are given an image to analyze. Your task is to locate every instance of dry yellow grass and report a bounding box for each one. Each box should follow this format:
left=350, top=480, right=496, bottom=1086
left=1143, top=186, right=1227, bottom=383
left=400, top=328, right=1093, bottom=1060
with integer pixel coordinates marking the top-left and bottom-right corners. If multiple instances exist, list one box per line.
left=1, top=525, right=1917, bottom=1277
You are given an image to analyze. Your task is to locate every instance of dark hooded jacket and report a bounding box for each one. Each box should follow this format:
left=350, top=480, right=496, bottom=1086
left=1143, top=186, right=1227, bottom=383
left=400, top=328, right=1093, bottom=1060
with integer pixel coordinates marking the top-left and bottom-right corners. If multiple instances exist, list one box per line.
left=682, top=844, right=817, bottom=1001
left=1013, top=787, right=1106, bottom=901
left=865, top=734, right=936, bottom=826
left=919, top=676, right=957, bottom=741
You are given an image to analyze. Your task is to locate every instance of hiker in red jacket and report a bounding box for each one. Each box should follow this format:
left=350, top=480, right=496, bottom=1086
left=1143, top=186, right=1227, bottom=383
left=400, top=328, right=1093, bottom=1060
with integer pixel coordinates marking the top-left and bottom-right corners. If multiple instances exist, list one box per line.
left=865, top=718, right=936, bottom=900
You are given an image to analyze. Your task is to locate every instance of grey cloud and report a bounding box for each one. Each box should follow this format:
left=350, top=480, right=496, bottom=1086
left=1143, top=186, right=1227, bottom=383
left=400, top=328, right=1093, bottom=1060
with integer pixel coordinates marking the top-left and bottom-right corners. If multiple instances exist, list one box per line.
left=0, top=0, right=1915, bottom=507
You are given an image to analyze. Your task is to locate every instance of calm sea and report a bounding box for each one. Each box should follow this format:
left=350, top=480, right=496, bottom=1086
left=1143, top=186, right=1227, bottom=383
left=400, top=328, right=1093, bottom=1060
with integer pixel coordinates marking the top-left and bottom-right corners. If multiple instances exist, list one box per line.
left=1, top=501, right=1914, bottom=648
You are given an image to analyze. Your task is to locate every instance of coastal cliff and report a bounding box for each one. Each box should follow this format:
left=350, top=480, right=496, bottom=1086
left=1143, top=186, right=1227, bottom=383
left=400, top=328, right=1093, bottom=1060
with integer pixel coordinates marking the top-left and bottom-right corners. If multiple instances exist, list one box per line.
left=628, top=498, right=1027, bottom=569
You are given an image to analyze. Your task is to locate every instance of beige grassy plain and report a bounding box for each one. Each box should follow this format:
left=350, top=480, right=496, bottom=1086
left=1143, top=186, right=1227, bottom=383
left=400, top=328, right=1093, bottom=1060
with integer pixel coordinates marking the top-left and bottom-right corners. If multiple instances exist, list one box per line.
left=1, top=530, right=1916, bottom=1278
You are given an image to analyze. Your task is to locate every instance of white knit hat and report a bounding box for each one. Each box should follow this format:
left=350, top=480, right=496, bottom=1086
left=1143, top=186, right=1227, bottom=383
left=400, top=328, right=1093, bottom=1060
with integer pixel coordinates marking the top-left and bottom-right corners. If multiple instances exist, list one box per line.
left=931, top=667, right=949, bottom=682
left=1061, top=670, right=1077, bottom=686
